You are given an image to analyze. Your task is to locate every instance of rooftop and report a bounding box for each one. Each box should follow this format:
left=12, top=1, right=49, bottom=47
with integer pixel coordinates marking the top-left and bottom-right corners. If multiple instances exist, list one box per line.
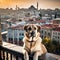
left=9, top=24, right=24, bottom=30
left=53, top=18, right=60, bottom=20
left=41, top=24, right=59, bottom=29
left=36, top=20, right=46, bottom=23
left=53, top=27, right=60, bottom=31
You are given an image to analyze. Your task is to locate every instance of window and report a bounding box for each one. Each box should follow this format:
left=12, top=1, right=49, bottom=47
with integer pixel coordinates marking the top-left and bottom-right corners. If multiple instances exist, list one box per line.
left=22, top=33, right=24, bottom=36
left=45, top=31, right=46, bottom=34
left=19, top=33, right=24, bottom=36
left=53, top=32, right=56, bottom=34
left=55, top=36, right=57, bottom=39
left=14, top=38, right=17, bottom=40
left=41, top=30, right=43, bottom=33
left=48, top=33, right=51, bottom=36
left=19, top=33, right=21, bottom=35
left=41, top=36, right=43, bottom=39
left=58, top=33, right=60, bottom=35
left=58, top=36, right=59, bottom=39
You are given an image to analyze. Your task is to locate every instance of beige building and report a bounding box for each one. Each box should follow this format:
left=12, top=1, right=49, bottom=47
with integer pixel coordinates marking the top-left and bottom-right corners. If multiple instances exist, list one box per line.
left=40, top=24, right=60, bottom=43
left=53, top=18, right=60, bottom=24
left=40, top=24, right=52, bottom=39
left=51, top=27, right=60, bottom=43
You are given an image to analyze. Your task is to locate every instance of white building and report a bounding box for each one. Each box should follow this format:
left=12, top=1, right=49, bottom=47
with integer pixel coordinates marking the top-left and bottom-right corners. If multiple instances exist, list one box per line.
left=40, top=24, right=52, bottom=39
left=53, top=18, right=60, bottom=25
left=7, top=24, right=25, bottom=44
left=51, top=27, right=60, bottom=43
left=40, top=24, right=60, bottom=43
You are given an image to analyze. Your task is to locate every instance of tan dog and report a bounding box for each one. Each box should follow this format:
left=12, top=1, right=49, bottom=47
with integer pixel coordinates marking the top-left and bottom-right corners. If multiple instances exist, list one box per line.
left=23, top=24, right=47, bottom=60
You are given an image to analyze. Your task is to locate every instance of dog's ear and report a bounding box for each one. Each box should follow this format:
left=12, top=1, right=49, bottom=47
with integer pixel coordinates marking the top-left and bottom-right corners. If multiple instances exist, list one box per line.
left=36, top=25, right=41, bottom=32
left=24, top=25, right=28, bottom=31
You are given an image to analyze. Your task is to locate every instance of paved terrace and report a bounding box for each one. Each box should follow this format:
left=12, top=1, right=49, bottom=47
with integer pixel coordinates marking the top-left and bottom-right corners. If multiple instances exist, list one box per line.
left=0, top=42, right=60, bottom=60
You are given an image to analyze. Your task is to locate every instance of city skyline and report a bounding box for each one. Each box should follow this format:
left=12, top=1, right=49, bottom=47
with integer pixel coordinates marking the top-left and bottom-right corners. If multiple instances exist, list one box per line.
left=0, top=0, right=60, bottom=9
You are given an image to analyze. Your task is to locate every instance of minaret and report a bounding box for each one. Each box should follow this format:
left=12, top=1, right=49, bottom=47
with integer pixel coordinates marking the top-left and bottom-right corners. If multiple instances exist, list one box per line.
left=37, top=2, right=38, bottom=10
left=16, top=5, right=18, bottom=10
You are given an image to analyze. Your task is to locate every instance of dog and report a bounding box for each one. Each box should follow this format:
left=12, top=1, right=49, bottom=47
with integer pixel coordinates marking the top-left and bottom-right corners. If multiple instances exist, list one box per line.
left=23, top=24, right=47, bottom=60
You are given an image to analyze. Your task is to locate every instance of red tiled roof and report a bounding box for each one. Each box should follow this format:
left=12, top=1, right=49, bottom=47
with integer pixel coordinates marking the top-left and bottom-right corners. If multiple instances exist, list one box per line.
left=36, top=20, right=46, bottom=23
left=41, top=24, right=59, bottom=29
left=49, top=20, right=53, bottom=22
left=53, top=27, right=60, bottom=31
left=10, top=25, right=24, bottom=30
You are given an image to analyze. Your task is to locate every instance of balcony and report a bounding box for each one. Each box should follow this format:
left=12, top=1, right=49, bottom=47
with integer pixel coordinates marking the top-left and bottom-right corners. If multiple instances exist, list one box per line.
left=0, top=42, right=60, bottom=60
left=0, top=42, right=24, bottom=60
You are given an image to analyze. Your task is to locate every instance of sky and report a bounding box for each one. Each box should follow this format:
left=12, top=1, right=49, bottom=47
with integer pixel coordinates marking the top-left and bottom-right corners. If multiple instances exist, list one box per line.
left=0, top=0, right=60, bottom=9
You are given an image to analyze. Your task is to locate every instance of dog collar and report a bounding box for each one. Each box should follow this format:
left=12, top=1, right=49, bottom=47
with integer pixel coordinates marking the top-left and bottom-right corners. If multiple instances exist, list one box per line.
left=27, top=40, right=35, bottom=42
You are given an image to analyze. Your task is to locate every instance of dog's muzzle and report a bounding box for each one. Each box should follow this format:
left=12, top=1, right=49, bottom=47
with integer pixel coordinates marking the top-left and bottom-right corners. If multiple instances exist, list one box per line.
left=29, top=31, right=35, bottom=37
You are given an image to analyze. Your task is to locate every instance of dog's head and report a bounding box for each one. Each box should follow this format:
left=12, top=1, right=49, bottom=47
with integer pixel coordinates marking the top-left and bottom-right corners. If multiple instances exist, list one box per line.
left=24, top=24, right=41, bottom=39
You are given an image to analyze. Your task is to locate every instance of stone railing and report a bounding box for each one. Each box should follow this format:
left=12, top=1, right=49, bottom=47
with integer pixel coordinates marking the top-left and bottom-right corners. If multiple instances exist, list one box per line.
left=0, top=42, right=60, bottom=60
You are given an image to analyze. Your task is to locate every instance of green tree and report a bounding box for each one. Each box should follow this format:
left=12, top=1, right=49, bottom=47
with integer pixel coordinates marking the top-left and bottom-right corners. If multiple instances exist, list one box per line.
left=42, top=36, right=50, bottom=45
left=42, top=37, right=56, bottom=53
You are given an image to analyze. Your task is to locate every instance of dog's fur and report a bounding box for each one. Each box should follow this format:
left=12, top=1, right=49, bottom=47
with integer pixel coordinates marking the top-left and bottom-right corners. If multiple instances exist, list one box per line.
left=23, top=24, right=47, bottom=60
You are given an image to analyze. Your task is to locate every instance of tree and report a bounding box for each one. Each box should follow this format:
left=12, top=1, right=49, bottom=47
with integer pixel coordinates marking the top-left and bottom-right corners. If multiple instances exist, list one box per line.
left=52, top=40, right=58, bottom=45
left=42, top=36, right=56, bottom=53
left=42, top=36, right=50, bottom=45
left=43, top=37, right=60, bottom=54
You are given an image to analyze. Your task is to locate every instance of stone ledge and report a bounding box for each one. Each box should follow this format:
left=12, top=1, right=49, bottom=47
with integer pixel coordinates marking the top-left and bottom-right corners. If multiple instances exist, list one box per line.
left=1, top=42, right=60, bottom=60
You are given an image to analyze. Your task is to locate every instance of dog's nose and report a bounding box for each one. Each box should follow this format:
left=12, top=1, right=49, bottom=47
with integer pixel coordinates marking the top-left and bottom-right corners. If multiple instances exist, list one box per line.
left=31, top=31, right=35, bottom=37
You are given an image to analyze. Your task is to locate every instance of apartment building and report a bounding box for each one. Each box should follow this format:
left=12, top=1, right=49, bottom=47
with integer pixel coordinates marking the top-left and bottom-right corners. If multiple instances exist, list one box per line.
left=52, top=27, right=60, bottom=43
left=40, top=24, right=52, bottom=39
left=40, top=24, right=60, bottom=43
left=7, top=24, right=25, bottom=44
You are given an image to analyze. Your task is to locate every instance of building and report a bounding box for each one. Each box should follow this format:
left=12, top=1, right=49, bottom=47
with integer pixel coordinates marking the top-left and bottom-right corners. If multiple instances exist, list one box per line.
left=52, top=27, right=60, bottom=43
left=7, top=24, right=25, bottom=44
left=53, top=18, right=60, bottom=24
left=40, top=24, right=60, bottom=43
left=36, top=20, right=46, bottom=25
left=40, top=24, right=53, bottom=39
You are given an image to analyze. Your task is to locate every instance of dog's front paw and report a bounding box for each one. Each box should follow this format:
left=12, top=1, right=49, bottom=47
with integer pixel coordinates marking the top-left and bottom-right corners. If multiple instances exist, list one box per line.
left=24, top=50, right=29, bottom=60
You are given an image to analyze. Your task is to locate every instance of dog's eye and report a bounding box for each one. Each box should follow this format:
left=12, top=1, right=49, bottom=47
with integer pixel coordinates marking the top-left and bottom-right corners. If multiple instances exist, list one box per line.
left=34, top=27, right=36, bottom=30
left=28, top=27, right=31, bottom=30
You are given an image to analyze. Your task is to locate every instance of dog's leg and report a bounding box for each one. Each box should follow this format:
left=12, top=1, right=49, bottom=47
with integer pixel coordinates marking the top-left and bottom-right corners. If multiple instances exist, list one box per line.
left=24, top=50, right=29, bottom=60
left=33, top=52, right=42, bottom=60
